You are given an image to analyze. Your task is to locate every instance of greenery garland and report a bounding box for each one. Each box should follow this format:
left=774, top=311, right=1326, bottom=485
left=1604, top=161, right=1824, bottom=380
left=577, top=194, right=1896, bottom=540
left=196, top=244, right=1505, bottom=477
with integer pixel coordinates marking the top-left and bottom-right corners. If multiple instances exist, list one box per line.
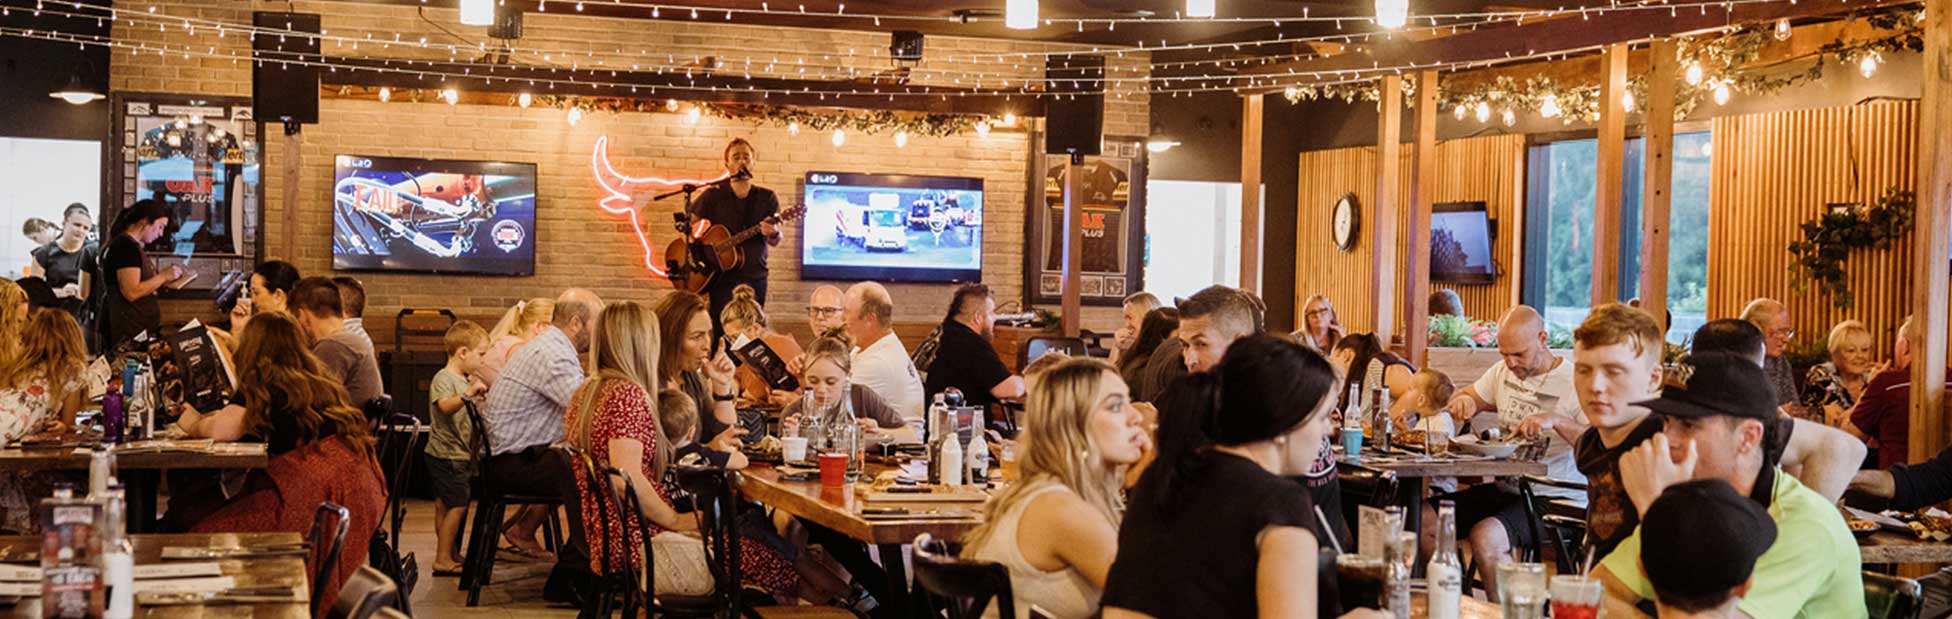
left=329, top=88, right=991, bottom=136
left=1282, top=6, right=1925, bottom=125
left=1786, top=187, right=1916, bottom=310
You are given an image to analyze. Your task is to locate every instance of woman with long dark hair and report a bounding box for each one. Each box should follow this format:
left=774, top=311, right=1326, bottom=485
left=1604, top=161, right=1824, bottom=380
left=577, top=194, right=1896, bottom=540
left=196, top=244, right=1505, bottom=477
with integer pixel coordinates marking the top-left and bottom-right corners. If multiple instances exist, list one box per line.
left=1117, top=308, right=1178, bottom=400
left=652, top=290, right=742, bottom=446
left=96, top=199, right=181, bottom=350
left=1103, top=335, right=1386, bottom=619
left=1329, top=332, right=1416, bottom=405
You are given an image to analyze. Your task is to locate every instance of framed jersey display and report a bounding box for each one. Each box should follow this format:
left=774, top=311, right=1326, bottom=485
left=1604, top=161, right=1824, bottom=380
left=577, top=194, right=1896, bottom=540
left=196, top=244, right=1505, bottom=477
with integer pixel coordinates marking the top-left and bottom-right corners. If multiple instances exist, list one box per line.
left=109, top=93, right=263, bottom=296
left=1026, top=137, right=1147, bottom=307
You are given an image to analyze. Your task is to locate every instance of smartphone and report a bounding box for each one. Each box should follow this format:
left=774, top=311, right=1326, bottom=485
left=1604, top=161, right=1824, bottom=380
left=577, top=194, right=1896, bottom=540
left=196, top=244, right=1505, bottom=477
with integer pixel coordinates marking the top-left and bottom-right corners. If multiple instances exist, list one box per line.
left=861, top=507, right=909, bottom=516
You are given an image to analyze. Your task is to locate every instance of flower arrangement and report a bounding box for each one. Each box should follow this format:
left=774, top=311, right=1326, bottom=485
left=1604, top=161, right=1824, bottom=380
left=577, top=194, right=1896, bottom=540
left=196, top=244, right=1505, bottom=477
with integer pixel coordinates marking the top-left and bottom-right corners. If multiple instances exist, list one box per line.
left=1429, top=314, right=1498, bottom=348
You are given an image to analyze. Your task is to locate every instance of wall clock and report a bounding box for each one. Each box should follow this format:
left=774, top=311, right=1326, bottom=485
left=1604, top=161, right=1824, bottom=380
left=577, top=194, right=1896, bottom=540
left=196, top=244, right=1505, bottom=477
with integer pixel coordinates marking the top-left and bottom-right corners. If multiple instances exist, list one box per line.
left=1332, top=192, right=1360, bottom=252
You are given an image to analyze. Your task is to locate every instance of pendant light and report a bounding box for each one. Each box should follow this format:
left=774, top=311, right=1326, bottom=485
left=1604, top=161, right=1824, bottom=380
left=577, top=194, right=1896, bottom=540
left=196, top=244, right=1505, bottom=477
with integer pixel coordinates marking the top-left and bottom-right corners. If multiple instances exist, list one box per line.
left=1006, top=0, right=1037, bottom=30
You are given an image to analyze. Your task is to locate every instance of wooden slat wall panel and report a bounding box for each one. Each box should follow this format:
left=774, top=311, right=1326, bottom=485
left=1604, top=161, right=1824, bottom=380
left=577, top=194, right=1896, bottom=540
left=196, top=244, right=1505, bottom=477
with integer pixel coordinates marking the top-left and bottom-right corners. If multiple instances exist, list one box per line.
left=1708, top=101, right=1920, bottom=358
left=1295, top=134, right=1525, bottom=333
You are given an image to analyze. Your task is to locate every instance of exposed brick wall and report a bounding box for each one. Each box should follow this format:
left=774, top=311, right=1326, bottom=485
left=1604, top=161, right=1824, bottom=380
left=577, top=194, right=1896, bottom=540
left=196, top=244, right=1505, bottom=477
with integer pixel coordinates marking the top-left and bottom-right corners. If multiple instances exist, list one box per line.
left=114, top=0, right=1144, bottom=338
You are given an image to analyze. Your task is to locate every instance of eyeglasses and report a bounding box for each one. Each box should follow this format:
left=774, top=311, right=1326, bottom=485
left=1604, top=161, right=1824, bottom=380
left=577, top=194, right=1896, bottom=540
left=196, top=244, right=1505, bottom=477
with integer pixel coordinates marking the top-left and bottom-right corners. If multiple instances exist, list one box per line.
left=807, top=306, right=843, bottom=318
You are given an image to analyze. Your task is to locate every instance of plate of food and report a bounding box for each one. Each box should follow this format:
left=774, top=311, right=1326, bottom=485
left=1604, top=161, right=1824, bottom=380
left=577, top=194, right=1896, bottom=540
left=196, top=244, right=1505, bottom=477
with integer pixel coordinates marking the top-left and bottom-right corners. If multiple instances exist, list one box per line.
left=1449, top=434, right=1519, bottom=458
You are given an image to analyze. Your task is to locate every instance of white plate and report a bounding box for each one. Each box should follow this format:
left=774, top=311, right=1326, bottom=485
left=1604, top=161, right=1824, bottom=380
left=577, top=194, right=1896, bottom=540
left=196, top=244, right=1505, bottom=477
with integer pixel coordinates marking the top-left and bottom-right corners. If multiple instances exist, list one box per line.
left=1449, top=435, right=1519, bottom=458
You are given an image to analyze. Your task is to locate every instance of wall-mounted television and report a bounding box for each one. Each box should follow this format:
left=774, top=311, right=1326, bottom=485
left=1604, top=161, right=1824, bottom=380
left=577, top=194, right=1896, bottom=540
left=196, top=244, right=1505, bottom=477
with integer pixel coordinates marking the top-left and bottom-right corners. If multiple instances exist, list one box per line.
left=1431, top=201, right=1496, bottom=284
left=331, top=155, right=537, bottom=276
left=800, top=171, right=984, bottom=283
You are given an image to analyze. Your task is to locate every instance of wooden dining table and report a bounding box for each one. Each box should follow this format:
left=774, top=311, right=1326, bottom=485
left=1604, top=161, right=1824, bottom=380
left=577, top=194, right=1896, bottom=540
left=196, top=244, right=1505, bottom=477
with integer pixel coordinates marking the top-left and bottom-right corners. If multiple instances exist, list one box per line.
left=738, top=462, right=985, bottom=618
left=0, top=442, right=270, bottom=533
left=1409, top=595, right=1504, bottom=619
left=1859, top=530, right=1952, bottom=564
left=0, top=532, right=308, bottom=619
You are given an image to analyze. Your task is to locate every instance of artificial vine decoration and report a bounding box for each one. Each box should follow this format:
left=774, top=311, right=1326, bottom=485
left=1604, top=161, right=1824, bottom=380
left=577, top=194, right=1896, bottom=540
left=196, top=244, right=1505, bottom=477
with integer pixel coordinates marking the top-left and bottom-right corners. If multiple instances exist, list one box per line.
left=1786, top=187, right=1916, bottom=310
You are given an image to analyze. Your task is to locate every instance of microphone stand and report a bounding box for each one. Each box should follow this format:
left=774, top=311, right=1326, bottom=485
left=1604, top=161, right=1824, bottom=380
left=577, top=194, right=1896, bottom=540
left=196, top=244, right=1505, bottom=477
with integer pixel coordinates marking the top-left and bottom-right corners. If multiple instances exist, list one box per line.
left=653, top=169, right=750, bottom=287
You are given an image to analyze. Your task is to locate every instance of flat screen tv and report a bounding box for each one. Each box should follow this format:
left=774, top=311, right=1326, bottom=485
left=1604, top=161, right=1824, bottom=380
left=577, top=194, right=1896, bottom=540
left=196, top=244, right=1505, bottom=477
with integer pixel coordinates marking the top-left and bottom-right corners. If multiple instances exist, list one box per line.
left=1431, top=201, right=1496, bottom=284
left=800, top=171, right=983, bottom=283
left=331, top=155, right=537, bottom=276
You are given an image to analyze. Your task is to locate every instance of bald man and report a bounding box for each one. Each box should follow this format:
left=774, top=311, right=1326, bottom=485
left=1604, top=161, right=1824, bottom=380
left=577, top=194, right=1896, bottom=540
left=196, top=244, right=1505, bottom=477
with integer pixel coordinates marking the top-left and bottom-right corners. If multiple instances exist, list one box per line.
left=1741, top=298, right=1802, bottom=410
left=806, top=284, right=846, bottom=336
left=1437, top=305, right=1588, bottom=601
left=844, top=282, right=926, bottom=421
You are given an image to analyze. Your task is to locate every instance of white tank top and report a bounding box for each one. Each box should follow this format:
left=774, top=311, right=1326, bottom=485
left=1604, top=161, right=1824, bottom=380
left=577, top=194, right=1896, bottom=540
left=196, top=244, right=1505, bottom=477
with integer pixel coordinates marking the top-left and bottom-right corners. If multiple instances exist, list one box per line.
left=967, top=479, right=1102, bottom=619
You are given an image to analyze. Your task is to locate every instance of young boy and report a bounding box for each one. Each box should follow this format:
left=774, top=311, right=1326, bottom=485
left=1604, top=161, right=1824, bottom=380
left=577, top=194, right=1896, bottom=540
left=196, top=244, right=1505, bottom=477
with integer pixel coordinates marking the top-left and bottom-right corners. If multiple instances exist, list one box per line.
left=425, top=320, right=489, bottom=576
left=657, top=388, right=747, bottom=470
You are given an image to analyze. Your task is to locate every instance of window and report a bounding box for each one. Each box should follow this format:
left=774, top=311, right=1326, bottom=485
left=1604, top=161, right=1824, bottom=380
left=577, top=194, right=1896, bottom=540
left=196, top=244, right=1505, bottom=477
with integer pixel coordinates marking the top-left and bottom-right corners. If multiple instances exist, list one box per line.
left=1142, top=180, right=1260, bottom=302
left=1522, top=132, right=1711, bottom=343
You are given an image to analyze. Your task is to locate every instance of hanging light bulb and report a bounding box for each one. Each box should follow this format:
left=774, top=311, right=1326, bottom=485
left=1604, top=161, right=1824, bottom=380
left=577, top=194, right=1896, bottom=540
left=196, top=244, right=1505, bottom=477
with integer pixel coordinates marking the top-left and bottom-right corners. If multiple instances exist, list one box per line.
left=1005, top=0, right=1037, bottom=29
left=831, top=129, right=846, bottom=148
left=1859, top=51, right=1882, bottom=78
left=1774, top=18, right=1793, bottom=41
left=1712, top=82, right=1731, bottom=105
left=1622, top=90, right=1636, bottom=113
left=1374, top=0, right=1407, bottom=28
left=441, top=88, right=459, bottom=105
left=1501, top=108, right=1516, bottom=126
left=894, top=130, right=909, bottom=148
left=1186, top=0, right=1215, bottom=18
left=686, top=105, right=702, bottom=124
left=1539, top=95, right=1560, bottom=118
left=567, top=107, right=582, bottom=126
left=975, top=121, right=992, bottom=138
left=1283, top=86, right=1299, bottom=100
left=1001, top=113, right=1018, bottom=127
left=1453, top=103, right=1468, bottom=121
left=665, top=98, right=680, bottom=112
left=377, top=87, right=390, bottom=102
left=787, top=121, right=800, bottom=136
left=459, top=0, right=493, bottom=25
left=517, top=93, right=533, bottom=108
left=1683, top=61, right=1704, bottom=86
left=1474, top=101, right=1491, bottom=123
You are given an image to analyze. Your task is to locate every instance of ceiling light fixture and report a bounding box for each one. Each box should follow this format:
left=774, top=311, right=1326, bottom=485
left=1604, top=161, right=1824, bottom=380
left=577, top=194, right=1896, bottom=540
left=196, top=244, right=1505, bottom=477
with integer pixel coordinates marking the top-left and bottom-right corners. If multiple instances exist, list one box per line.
left=1375, top=0, right=1408, bottom=29
left=48, top=62, right=104, bottom=105
left=1005, top=0, right=1037, bottom=30
left=459, top=0, right=494, bottom=26
left=1186, top=0, right=1216, bottom=19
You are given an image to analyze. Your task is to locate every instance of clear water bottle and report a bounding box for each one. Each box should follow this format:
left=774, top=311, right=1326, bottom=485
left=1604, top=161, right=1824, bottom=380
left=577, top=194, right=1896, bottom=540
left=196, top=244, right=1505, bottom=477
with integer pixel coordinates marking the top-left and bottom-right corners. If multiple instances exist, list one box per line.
left=841, top=386, right=863, bottom=483
left=926, top=393, right=948, bottom=446
left=102, top=484, right=133, bottom=619
left=1385, top=531, right=1415, bottom=619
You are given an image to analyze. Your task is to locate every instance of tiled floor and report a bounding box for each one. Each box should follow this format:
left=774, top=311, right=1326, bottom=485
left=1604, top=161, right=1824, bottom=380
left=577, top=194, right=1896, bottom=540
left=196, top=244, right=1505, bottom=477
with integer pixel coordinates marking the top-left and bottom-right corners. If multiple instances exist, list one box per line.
left=395, top=498, right=580, bottom=619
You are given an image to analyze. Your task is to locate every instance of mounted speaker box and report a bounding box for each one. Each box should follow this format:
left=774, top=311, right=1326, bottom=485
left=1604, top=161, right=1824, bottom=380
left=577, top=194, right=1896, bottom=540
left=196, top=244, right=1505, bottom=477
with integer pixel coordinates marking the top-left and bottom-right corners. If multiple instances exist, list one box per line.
left=1045, top=55, right=1104, bottom=155
left=252, top=12, right=320, bottom=125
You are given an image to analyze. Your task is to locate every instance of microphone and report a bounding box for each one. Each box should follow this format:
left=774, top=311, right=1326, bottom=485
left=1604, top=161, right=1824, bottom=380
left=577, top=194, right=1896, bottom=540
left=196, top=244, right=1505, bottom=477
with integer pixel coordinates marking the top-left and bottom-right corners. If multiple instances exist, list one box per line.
left=734, top=165, right=752, bottom=180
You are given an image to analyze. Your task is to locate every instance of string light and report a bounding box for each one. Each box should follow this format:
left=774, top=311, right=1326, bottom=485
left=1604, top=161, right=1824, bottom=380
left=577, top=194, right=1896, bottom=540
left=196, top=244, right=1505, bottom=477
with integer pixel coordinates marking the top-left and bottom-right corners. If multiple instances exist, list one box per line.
left=1001, top=113, right=1018, bottom=127
left=1186, top=0, right=1216, bottom=19
left=518, top=92, right=532, bottom=108
left=685, top=104, right=702, bottom=124
left=1005, top=0, right=1036, bottom=30
left=787, top=120, right=800, bottom=135
left=665, top=98, right=679, bottom=111
left=975, top=121, right=991, bottom=138
left=1774, top=17, right=1793, bottom=40
left=831, top=129, right=846, bottom=147
left=1684, top=61, right=1704, bottom=85
left=441, top=87, right=459, bottom=105
left=894, top=130, right=909, bottom=148
left=567, top=107, right=583, bottom=125
left=377, top=86, right=390, bottom=102
left=1375, top=0, right=1409, bottom=28
left=1858, top=50, right=1882, bottom=77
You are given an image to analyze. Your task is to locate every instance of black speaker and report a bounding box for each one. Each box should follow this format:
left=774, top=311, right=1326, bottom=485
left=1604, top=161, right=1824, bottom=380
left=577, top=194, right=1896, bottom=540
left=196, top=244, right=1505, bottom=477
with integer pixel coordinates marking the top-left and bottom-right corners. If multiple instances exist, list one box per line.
left=252, top=12, right=320, bottom=125
left=891, top=31, right=924, bottom=62
left=1045, top=55, right=1104, bottom=156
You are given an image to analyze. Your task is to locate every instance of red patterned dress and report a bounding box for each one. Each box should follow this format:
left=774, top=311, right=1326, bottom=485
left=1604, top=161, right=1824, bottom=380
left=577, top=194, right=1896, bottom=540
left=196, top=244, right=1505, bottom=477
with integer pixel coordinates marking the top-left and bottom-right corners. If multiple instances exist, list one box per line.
left=566, top=379, right=798, bottom=596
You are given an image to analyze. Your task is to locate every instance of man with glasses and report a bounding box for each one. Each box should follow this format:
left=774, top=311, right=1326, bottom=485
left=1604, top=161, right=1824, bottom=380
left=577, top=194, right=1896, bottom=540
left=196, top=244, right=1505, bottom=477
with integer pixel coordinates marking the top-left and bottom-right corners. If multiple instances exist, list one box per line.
left=1741, top=298, right=1802, bottom=415
left=806, top=284, right=846, bottom=336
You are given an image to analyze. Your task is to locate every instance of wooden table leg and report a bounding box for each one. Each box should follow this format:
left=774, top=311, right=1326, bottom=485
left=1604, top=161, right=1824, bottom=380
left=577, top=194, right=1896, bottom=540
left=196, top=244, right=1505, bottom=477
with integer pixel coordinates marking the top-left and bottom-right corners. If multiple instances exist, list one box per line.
left=123, top=469, right=160, bottom=533
left=1408, top=476, right=1429, bottom=577
left=876, top=543, right=913, bottom=619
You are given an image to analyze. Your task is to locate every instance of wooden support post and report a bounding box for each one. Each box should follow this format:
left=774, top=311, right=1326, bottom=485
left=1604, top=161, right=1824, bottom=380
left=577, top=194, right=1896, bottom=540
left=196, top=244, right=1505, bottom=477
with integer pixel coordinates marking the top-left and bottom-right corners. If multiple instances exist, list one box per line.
left=1911, top=0, right=1951, bottom=465
left=1592, top=43, right=1629, bottom=306
left=1061, top=156, right=1084, bottom=337
left=1638, top=39, right=1677, bottom=316
left=1240, top=94, right=1265, bottom=294
left=1373, top=76, right=1403, bottom=346
left=281, top=126, right=302, bottom=260
left=1407, top=70, right=1438, bottom=366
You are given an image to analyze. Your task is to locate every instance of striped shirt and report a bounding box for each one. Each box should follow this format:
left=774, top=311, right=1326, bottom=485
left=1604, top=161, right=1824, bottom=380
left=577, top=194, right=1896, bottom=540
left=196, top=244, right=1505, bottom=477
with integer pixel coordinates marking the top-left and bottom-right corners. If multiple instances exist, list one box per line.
left=483, top=327, right=584, bottom=455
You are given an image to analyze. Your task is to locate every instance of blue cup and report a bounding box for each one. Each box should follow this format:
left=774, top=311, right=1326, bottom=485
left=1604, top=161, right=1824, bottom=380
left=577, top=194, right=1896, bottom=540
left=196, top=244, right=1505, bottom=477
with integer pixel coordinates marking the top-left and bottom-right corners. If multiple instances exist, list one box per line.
left=1341, top=427, right=1365, bottom=463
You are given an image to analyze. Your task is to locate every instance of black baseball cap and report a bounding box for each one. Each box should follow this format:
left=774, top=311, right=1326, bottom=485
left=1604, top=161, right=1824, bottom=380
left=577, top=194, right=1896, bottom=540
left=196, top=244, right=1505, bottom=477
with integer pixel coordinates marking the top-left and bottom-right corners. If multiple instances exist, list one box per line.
left=1633, top=351, right=1777, bottom=422
left=1640, top=479, right=1777, bottom=602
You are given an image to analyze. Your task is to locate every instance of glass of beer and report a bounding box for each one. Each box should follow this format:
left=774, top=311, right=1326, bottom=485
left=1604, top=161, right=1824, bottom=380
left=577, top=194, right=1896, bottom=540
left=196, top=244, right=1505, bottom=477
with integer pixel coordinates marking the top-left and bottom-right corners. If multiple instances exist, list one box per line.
left=1335, top=554, right=1387, bottom=611
left=998, top=440, right=1020, bottom=483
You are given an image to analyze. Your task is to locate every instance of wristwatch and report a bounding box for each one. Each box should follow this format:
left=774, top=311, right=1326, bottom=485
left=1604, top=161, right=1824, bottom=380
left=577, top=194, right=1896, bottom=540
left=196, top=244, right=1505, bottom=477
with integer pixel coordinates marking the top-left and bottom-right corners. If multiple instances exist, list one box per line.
left=713, top=389, right=738, bottom=402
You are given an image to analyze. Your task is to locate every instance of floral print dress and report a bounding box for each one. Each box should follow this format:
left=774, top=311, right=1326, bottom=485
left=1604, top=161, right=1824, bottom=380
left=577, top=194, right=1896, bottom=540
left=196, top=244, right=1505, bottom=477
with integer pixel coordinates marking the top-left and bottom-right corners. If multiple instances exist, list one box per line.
left=565, top=379, right=798, bottom=596
left=0, top=376, right=84, bottom=532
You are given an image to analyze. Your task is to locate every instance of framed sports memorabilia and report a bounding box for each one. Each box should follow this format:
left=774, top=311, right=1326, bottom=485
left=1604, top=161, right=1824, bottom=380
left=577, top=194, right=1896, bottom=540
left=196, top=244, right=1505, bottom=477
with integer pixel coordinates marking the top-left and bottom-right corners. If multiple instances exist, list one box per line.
left=109, top=93, right=263, bottom=296
left=1026, top=137, right=1147, bottom=307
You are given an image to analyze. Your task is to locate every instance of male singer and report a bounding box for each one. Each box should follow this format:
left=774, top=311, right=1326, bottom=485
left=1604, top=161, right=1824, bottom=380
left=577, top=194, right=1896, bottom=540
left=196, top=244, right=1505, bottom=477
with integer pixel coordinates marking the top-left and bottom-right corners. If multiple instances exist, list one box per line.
left=691, top=137, right=781, bottom=337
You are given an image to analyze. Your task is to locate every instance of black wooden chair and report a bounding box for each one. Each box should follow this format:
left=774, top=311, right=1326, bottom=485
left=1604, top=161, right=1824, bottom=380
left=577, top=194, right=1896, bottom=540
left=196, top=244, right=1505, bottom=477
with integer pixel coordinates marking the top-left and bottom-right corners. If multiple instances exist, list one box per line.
left=1021, top=336, right=1087, bottom=369
left=309, top=502, right=352, bottom=619
left=1518, top=475, right=1589, bottom=574
left=457, top=401, right=564, bottom=606
left=370, top=412, right=423, bottom=612
left=323, top=566, right=399, bottom=619
left=672, top=465, right=853, bottom=619
left=912, top=533, right=1016, bottom=619
left=1866, top=570, right=1925, bottom=619
left=568, top=447, right=645, bottom=619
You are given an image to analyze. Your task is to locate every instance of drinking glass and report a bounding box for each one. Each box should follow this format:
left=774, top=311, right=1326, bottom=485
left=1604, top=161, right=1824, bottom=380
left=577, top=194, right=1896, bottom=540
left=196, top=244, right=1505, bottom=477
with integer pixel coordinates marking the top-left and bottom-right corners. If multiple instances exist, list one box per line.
left=1496, top=562, right=1548, bottom=619
left=1425, top=427, right=1451, bottom=458
left=1549, top=575, right=1604, bottom=619
left=1334, top=554, right=1387, bottom=611
left=998, top=440, right=1020, bottom=483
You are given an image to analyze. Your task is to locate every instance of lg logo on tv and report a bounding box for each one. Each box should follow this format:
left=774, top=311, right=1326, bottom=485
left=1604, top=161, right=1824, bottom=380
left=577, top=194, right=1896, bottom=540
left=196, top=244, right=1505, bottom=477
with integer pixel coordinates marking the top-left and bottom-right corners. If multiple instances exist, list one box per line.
left=337, top=156, right=373, bottom=169
left=808, top=173, right=839, bottom=184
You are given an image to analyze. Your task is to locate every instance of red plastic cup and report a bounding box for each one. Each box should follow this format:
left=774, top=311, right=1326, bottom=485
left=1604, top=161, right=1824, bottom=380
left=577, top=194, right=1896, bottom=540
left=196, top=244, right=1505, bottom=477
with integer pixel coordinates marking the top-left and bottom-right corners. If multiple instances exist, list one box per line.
left=818, top=453, right=848, bottom=487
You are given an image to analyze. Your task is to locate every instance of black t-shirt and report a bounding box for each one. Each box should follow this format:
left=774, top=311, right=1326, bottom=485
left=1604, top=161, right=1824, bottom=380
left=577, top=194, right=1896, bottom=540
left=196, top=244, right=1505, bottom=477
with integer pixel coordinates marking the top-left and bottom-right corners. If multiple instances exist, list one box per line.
left=228, top=386, right=350, bottom=456
left=34, top=240, right=97, bottom=321
left=689, top=185, right=779, bottom=278
left=98, top=234, right=157, bottom=347
left=1574, top=415, right=1664, bottom=558
left=1105, top=451, right=1328, bottom=619
left=923, top=320, right=1012, bottom=408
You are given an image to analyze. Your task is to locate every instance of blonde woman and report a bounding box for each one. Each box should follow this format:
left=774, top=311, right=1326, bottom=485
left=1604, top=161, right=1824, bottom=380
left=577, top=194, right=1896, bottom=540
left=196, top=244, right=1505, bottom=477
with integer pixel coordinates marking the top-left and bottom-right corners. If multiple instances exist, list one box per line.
left=0, top=280, right=29, bottom=364
left=1806, top=319, right=1876, bottom=429
left=962, top=358, right=1147, bottom=619
left=561, top=301, right=801, bottom=598
left=1295, top=295, right=1345, bottom=353
left=719, top=284, right=805, bottom=407
left=476, top=297, right=554, bottom=386
left=0, top=309, right=88, bottom=440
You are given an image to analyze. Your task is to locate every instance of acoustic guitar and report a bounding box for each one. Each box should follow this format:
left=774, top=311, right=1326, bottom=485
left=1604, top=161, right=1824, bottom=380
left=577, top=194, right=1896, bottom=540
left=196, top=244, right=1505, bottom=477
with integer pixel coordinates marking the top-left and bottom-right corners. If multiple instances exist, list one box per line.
left=664, top=205, right=806, bottom=293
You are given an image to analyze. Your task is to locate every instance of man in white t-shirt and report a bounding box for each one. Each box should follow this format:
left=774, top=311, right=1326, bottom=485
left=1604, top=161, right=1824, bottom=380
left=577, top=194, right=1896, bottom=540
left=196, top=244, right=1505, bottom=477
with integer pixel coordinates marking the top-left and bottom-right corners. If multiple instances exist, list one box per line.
left=844, top=282, right=925, bottom=422
left=1438, top=305, right=1589, bottom=601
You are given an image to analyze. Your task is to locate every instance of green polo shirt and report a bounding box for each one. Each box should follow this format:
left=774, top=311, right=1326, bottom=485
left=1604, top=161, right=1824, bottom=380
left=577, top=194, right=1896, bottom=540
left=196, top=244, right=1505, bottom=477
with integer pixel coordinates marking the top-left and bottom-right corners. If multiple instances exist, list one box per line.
left=1599, top=470, right=1866, bottom=619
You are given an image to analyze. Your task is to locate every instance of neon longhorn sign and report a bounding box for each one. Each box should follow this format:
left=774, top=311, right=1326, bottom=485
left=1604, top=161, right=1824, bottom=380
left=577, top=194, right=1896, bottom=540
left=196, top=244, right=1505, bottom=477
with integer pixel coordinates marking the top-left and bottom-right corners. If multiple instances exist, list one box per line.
left=590, top=136, right=734, bottom=277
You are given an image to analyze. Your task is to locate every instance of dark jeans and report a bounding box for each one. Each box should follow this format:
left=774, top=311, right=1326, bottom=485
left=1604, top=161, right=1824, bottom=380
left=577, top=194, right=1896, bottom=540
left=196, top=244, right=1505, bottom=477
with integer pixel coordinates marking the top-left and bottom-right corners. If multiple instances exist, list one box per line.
left=706, top=274, right=767, bottom=341
left=483, top=446, right=593, bottom=592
